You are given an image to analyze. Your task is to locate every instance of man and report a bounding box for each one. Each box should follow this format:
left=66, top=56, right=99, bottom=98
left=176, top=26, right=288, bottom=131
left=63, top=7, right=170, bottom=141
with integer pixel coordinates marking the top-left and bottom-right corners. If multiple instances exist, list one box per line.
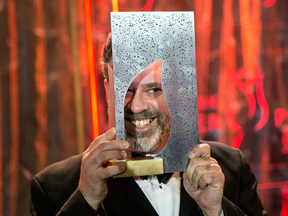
left=30, top=34, right=267, bottom=216
left=107, top=60, right=170, bottom=154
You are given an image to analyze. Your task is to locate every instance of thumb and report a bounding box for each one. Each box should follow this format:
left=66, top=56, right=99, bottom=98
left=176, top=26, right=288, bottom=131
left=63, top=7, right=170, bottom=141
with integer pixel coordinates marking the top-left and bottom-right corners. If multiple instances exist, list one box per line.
left=88, top=127, right=116, bottom=151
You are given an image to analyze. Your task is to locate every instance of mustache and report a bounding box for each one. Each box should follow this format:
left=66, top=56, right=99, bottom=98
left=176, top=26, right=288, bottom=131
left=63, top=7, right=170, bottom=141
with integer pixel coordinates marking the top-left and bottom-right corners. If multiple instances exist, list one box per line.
left=124, top=110, right=160, bottom=120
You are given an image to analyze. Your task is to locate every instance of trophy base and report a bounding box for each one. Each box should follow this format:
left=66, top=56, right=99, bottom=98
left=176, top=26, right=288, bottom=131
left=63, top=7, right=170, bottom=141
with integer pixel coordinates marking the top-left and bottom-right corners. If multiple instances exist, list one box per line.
left=108, top=157, right=164, bottom=178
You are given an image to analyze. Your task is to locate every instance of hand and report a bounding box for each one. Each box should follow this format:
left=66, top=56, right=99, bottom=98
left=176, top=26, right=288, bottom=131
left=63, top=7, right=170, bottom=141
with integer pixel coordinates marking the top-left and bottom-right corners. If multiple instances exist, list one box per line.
left=79, top=128, right=129, bottom=210
left=183, top=143, right=225, bottom=216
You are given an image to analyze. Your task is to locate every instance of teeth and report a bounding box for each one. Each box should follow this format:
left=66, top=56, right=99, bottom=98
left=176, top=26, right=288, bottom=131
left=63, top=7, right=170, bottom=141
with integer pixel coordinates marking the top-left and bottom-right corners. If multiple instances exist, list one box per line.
left=131, top=119, right=152, bottom=128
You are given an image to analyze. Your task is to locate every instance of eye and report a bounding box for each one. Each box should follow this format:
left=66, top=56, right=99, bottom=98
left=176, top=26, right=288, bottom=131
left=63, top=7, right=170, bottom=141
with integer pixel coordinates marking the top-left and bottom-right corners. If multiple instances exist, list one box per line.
left=149, top=88, right=162, bottom=93
left=125, top=89, right=133, bottom=99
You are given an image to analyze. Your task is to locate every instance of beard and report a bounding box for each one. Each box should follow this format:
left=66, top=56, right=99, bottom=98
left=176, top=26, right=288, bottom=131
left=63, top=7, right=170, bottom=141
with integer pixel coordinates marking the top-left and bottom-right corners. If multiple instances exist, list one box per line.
left=125, top=109, right=170, bottom=153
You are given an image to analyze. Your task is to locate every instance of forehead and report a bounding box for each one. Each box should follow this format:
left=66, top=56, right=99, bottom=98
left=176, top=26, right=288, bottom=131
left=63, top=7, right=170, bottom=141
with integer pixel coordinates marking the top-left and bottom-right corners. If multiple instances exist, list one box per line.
left=130, top=61, right=163, bottom=86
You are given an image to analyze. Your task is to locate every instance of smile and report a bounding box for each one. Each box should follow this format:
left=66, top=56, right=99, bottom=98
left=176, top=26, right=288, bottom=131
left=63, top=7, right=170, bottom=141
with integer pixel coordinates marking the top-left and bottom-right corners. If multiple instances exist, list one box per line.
left=130, top=118, right=155, bottom=128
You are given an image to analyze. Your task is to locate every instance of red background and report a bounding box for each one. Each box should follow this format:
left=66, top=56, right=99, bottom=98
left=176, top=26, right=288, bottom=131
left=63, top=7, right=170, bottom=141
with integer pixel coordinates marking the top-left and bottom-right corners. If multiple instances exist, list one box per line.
left=0, top=0, right=287, bottom=215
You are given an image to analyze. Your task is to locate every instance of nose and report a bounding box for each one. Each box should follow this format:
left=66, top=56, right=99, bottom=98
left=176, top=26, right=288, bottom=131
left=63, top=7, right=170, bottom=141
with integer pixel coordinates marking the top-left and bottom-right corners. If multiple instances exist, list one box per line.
left=126, top=91, right=149, bottom=113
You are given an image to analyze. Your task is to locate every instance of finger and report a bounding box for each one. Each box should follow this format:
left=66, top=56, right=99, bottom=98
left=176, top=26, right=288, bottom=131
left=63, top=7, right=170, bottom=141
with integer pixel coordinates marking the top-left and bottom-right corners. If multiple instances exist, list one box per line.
left=188, top=157, right=218, bottom=171
left=186, top=157, right=218, bottom=183
left=198, top=169, right=225, bottom=191
left=87, top=128, right=117, bottom=151
left=186, top=157, right=212, bottom=182
left=92, top=139, right=129, bottom=157
left=91, top=149, right=127, bottom=167
left=96, top=164, right=126, bottom=180
left=183, top=172, right=189, bottom=187
left=183, top=172, right=195, bottom=193
left=189, top=143, right=211, bottom=159
left=192, top=164, right=222, bottom=191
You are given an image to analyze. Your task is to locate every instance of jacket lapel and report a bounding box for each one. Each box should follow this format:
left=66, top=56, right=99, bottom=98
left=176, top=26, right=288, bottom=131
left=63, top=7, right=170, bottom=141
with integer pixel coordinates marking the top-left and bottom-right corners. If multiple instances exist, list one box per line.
left=105, top=177, right=158, bottom=216
left=179, top=173, right=202, bottom=216
left=105, top=174, right=201, bottom=216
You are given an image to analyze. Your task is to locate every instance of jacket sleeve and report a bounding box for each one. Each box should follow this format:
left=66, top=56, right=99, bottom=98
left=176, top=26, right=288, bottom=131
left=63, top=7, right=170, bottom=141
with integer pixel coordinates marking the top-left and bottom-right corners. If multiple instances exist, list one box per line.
left=30, top=176, right=108, bottom=216
left=222, top=149, right=267, bottom=216
left=30, top=176, right=91, bottom=216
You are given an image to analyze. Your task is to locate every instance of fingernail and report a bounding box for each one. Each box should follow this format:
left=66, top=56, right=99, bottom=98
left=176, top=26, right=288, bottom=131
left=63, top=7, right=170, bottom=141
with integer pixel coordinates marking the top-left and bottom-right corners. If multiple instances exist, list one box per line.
left=186, top=178, right=190, bottom=184
left=122, top=150, right=127, bottom=158
left=108, top=127, right=116, bottom=136
left=189, top=152, right=195, bottom=159
left=192, top=185, right=197, bottom=191
left=123, top=141, right=128, bottom=148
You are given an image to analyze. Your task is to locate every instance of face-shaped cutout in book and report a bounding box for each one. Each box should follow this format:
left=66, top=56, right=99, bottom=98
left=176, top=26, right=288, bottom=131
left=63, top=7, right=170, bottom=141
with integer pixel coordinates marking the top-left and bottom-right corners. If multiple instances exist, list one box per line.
left=106, top=61, right=171, bottom=177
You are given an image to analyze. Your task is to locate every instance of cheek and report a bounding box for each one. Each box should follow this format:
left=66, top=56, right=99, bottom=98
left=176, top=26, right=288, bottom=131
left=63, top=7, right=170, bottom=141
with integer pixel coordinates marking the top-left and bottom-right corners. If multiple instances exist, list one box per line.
left=151, top=97, right=169, bottom=115
left=124, top=98, right=129, bottom=108
left=124, top=92, right=133, bottom=108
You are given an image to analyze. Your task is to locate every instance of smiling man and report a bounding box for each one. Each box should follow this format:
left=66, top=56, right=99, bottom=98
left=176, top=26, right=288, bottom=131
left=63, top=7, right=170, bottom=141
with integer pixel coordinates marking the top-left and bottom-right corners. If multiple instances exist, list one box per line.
left=30, top=33, right=267, bottom=216
left=105, top=60, right=170, bottom=154
left=123, top=61, right=170, bottom=154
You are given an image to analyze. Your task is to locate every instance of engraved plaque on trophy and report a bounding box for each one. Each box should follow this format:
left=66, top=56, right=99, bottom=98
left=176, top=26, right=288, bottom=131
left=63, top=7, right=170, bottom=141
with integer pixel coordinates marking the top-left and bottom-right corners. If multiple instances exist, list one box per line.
left=108, top=12, right=199, bottom=177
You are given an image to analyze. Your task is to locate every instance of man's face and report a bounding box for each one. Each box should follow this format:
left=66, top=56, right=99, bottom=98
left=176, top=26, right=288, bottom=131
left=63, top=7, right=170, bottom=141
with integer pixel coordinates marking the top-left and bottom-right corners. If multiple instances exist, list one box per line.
left=123, top=61, right=170, bottom=154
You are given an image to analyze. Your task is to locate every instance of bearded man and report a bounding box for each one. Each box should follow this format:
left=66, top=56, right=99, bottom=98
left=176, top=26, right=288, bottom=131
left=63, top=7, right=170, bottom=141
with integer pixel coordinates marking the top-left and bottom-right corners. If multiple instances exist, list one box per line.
left=30, top=34, right=267, bottom=216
